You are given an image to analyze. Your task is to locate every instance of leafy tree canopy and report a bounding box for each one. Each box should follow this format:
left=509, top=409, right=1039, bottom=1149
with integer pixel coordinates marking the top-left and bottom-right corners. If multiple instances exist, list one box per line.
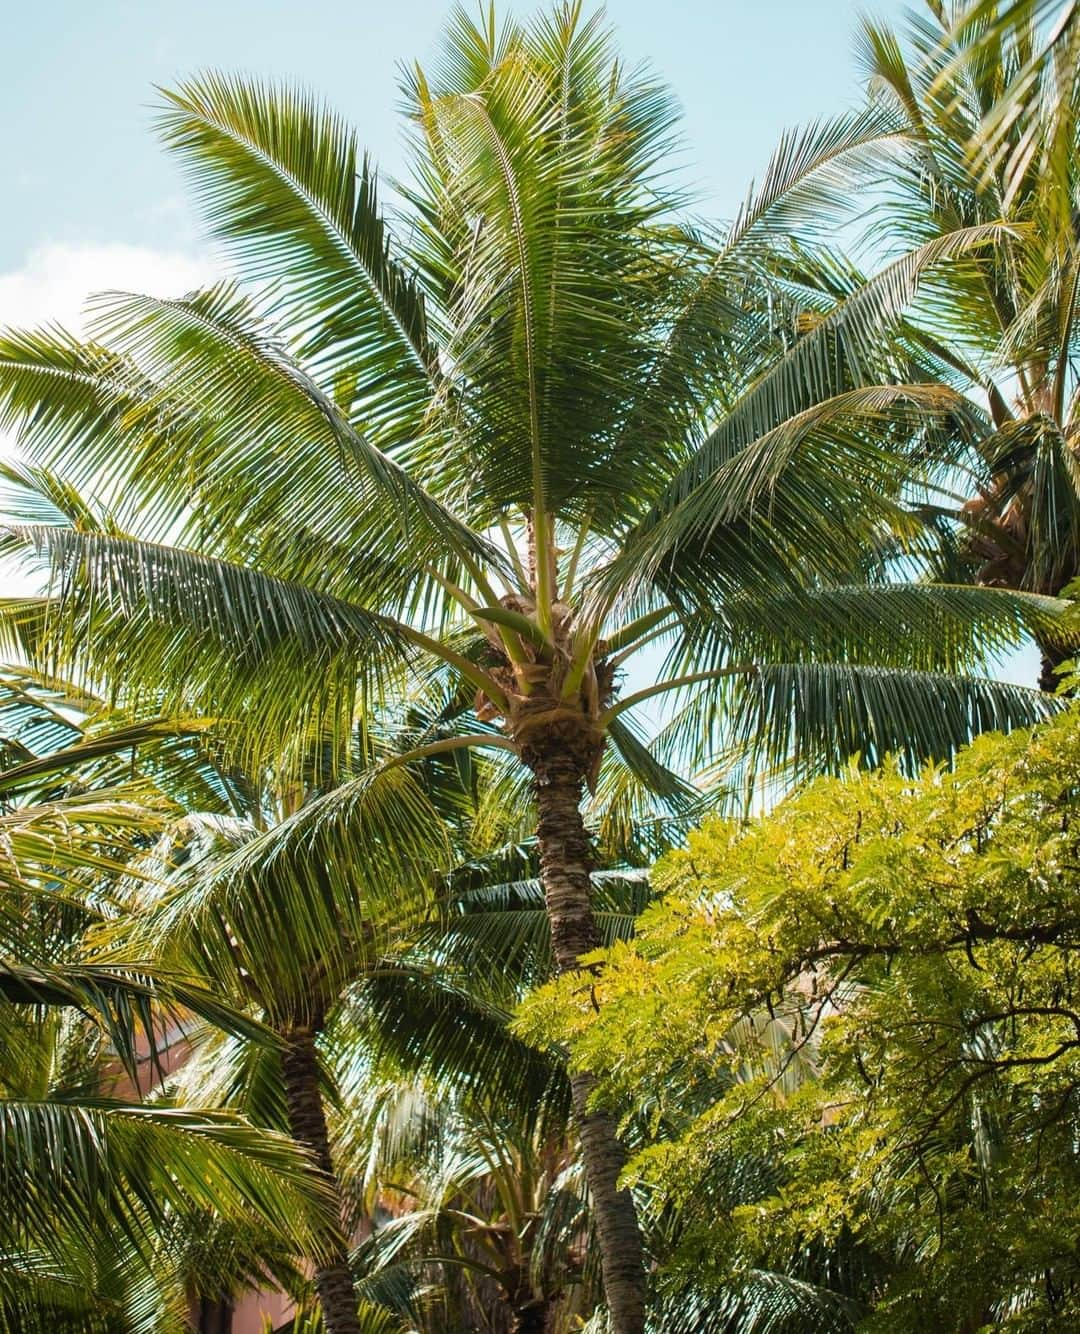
left=520, top=699, right=1080, bottom=1329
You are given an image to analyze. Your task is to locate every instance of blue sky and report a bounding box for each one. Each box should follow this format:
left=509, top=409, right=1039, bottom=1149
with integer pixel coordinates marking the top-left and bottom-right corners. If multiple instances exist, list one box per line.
left=3, top=0, right=908, bottom=265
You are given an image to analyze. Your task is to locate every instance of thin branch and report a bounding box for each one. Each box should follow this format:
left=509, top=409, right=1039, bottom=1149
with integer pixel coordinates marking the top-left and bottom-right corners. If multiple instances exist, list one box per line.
left=725, top=957, right=859, bottom=1126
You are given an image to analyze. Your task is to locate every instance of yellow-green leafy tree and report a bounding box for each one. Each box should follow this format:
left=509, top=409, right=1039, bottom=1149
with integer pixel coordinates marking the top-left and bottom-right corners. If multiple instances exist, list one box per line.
left=523, top=701, right=1080, bottom=1329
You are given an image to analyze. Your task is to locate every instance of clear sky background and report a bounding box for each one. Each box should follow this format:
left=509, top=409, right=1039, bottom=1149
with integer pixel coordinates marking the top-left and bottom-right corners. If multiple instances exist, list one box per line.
left=0, top=0, right=1039, bottom=686
left=3, top=0, right=909, bottom=274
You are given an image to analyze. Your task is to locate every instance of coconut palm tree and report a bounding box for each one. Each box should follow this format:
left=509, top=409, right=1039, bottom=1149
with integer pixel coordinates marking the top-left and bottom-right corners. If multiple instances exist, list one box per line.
left=91, top=717, right=453, bottom=1334
left=327, top=829, right=656, bottom=1333
left=841, top=2, right=1080, bottom=686
left=0, top=6, right=1066, bottom=1325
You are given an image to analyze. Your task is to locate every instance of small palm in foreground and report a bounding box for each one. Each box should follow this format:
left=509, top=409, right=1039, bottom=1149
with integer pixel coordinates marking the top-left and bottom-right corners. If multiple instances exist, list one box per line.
left=113, top=743, right=452, bottom=1334
left=0, top=677, right=335, bottom=1330
left=346, top=1081, right=594, bottom=1333
left=0, top=6, right=1066, bottom=1327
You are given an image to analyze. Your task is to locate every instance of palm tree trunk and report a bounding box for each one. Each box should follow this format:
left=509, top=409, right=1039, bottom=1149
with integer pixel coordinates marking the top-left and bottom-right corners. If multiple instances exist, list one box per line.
left=196, top=1297, right=233, bottom=1333
left=280, top=1026, right=360, bottom=1334
left=532, top=750, right=646, bottom=1334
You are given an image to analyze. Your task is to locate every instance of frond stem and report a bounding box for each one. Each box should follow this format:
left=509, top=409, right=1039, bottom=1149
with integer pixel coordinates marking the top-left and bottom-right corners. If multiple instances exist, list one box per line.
left=421, top=566, right=530, bottom=675
left=604, top=606, right=678, bottom=657
left=532, top=508, right=555, bottom=640
left=599, top=666, right=753, bottom=727
left=396, top=625, right=510, bottom=712
left=497, top=515, right=529, bottom=591
left=562, top=513, right=591, bottom=599
left=446, top=540, right=503, bottom=610
left=612, top=620, right=680, bottom=668
left=425, top=565, right=479, bottom=613
left=382, top=734, right=517, bottom=770
left=560, top=619, right=602, bottom=702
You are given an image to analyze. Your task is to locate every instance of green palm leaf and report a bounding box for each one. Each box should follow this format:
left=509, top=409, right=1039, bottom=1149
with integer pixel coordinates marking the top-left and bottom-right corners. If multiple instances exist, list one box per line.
left=0, top=1100, right=335, bottom=1266
left=156, top=74, right=441, bottom=423
left=725, top=661, right=1055, bottom=776
left=109, top=766, right=449, bottom=1019
left=1, top=528, right=405, bottom=767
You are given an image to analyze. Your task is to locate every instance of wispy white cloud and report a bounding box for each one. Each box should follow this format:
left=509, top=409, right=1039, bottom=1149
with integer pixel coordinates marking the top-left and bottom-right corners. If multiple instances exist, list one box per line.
left=0, top=241, right=216, bottom=335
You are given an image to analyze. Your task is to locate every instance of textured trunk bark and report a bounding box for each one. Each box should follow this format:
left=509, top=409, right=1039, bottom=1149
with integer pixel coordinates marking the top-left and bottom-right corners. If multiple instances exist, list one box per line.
left=280, top=1027, right=361, bottom=1334
left=533, top=752, right=646, bottom=1334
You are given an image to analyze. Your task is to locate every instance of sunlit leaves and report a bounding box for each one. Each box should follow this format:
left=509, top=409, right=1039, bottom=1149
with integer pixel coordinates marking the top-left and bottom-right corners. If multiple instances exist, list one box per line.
left=522, top=702, right=1080, bottom=1329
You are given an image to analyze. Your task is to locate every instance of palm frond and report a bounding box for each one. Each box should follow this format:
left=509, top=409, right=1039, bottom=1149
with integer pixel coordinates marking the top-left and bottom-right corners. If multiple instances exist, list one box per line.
left=655, top=221, right=1020, bottom=517
left=720, top=661, right=1055, bottom=778
left=109, top=766, right=450, bottom=1020
left=0, top=1100, right=335, bottom=1269
left=680, top=582, right=1068, bottom=676
left=1, top=528, right=406, bottom=769
left=156, top=74, right=441, bottom=432
left=345, top=963, right=570, bottom=1137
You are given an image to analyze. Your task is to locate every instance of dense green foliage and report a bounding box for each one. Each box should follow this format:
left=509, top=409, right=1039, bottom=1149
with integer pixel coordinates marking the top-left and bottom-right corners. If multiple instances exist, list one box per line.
left=0, top=672, right=339, bottom=1330
left=2, top=0, right=1080, bottom=1328
left=523, top=703, right=1080, bottom=1328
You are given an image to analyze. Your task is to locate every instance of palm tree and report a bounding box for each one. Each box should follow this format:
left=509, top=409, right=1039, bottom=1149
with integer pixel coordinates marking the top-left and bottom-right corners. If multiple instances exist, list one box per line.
left=0, top=6, right=1066, bottom=1325
left=0, top=676, right=337, bottom=1330
left=843, top=2, right=1080, bottom=687
left=95, top=722, right=452, bottom=1334
left=3, top=457, right=661, bottom=1333
left=344, top=1080, right=594, bottom=1333
left=0, top=658, right=454, bottom=1333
